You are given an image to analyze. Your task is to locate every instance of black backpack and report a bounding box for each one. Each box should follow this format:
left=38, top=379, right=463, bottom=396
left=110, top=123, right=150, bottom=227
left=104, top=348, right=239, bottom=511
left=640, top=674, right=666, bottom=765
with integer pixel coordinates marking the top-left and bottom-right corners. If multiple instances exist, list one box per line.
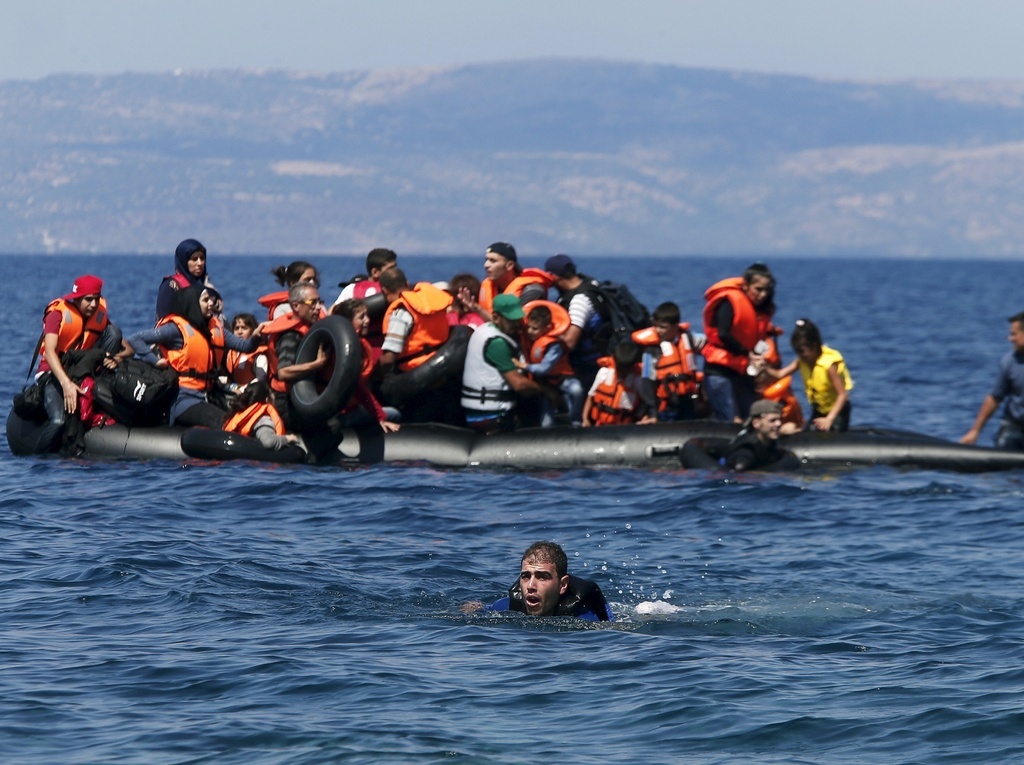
left=583, top=280, right=651, bottom=355
left=92, top=358, right=179, bottom=426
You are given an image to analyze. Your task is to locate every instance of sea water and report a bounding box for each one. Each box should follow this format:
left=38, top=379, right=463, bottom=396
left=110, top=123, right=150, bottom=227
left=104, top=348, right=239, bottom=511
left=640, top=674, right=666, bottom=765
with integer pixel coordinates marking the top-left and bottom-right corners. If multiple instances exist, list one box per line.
left=2, top=254, right=1024, bottom=764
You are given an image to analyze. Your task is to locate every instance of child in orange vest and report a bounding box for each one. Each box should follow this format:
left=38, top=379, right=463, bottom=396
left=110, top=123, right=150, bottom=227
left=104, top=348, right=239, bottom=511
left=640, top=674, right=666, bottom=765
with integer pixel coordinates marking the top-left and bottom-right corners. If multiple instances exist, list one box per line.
left=631, top=302, right=703, bottom=422
left=516, top=301, right=584, bottom=426
left=223, top=380, right=301, bottom=451
left=583, top=341, right=658, bottom=427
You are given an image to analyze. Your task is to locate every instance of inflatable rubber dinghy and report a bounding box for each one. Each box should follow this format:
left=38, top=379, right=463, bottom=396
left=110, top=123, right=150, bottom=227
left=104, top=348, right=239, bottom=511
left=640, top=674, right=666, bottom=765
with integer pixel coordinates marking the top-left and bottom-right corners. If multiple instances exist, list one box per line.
left=329, top=422, right=1024, bottom=473
left=6, top=315, right=361, bottom=464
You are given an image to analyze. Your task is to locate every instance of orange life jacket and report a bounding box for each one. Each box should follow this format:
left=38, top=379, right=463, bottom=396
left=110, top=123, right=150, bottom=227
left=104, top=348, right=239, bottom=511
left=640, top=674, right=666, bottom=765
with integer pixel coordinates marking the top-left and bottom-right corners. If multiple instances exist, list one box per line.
left=39, top=297, right=110, bottom=358
left=479, top=268, right=554, bottom=314
left=263, top=311, right=311, bottom=393
left=257, top=289, right=290, bottom=321
left=257, top=290, right=327, bottom=322
left=520, top=300, right=574, bottom=382
left=226, top=344, right=268, bottom=387
left=761, top=376, right=805, bottom=430
left=156, top=314, right=226, bottom=392
left=631, top=323, right=699, bottom=409
left=223, top=401, right=286, bottom=437
left=588, top=357, right=642, bottom=427
left=701, top=277, right=772, bottom=374
left=383, top=282, right=453, bottom=371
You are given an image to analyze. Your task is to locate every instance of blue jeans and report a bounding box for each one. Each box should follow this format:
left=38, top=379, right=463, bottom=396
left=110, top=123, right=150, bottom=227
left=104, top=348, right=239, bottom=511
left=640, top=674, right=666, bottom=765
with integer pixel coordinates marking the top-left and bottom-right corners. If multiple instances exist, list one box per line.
left=704, top=372, right=756, bottom=422
left=539, top=377, right=584, bottom=427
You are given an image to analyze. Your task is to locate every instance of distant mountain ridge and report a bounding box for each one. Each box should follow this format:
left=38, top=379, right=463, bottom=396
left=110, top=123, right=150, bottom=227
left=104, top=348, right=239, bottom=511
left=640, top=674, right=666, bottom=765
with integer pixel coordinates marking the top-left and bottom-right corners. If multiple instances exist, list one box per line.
left=2, top=60, right=1024, bottom=256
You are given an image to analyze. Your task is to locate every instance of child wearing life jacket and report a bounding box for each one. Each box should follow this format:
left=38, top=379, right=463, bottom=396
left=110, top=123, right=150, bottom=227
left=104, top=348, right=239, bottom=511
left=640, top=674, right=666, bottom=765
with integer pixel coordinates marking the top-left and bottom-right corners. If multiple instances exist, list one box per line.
left=516, top=301, right=584, bottom=426
left=631, top=301, right=704, bottom=422
left=582, top=340, right=657, bottom=427
left=224, top=313, right=269, bottom=391
left=223, top=379, right=301, bottom=451
left=331, top=299, right=400, bottom=433
left=764, top=318, right=853, bottom=432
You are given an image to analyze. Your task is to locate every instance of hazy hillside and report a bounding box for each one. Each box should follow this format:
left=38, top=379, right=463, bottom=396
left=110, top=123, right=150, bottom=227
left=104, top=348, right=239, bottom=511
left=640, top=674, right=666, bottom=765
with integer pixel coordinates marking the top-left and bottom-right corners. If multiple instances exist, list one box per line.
left=2, top=60, right=1024, bottom=256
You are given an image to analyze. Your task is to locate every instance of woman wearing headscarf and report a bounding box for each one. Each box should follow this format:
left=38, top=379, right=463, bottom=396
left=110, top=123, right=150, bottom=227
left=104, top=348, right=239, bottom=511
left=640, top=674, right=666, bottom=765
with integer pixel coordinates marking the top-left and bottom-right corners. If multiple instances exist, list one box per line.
left=129, top=285, right=260, bottom=428
left=155, top=238, right=216, bottom=321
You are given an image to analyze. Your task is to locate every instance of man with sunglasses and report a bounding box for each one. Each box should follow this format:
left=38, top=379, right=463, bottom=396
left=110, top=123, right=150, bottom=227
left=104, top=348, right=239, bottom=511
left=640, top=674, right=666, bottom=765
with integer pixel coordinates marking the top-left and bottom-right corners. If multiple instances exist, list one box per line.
left=263, top=281, right=327, bottom=429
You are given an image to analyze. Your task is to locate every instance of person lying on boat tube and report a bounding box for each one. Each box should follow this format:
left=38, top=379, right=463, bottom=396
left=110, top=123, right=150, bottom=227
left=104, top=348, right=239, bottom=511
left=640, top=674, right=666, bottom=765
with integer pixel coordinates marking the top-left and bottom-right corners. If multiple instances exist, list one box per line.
left=461, top=541, right=614, bottom=622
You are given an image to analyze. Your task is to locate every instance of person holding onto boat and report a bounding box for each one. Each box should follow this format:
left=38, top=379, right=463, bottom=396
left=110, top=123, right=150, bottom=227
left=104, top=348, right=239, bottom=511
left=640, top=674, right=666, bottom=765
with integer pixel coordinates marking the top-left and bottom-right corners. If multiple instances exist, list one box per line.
left=463, top=242, right=553, bottom=322
left=544, top=254, right=610, bottom=392
left=129, top=285, right=262, bottom=428
left=155, top=238, right=216, bottom=321
left=461, top=541, right=613, bottom=621
left=722, top=398, right=796, bottom=471
left=701, top=262, right=778, bottom=423
left=31, top=275, right=132, bottom=453
left=515, top=301, right=584, bottom=427
left=761, top=318, right=853, bottom=432
left=961, top=311, right=1024, bottom=449
left=582, top=340, right=658, bottom=427
left=461, top=294, right=561, bottom=432
left=631, top=302, right=703, bottom=422
left=261, top=281, right=329, bottom=430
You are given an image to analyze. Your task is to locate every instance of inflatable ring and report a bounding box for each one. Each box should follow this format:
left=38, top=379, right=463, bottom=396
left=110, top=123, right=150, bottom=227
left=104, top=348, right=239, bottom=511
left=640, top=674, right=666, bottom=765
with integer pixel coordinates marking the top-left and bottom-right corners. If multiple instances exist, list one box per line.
left=380, top=324, right=472, bottom=409
left=290, top=315, right=362, bottom=425
left=362, top=290, right=388, bottom=324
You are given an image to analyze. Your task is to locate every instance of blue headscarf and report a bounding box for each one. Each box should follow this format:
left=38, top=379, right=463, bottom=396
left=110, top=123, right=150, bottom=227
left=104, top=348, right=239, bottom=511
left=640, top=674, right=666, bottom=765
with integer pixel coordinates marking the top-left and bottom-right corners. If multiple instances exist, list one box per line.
left=174, top=239, right=207, bottom=285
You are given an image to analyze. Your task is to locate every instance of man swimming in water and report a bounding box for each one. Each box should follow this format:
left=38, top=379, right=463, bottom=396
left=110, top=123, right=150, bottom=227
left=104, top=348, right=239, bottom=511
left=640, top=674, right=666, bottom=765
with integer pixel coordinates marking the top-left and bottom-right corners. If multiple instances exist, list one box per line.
left=461, top=541, right=613, bottom=621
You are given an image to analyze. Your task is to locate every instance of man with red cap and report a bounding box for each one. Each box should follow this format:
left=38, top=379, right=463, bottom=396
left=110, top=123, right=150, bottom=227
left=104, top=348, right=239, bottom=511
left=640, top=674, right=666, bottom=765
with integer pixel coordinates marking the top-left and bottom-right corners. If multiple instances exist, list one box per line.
left=34, top=275, right=130, bottom=453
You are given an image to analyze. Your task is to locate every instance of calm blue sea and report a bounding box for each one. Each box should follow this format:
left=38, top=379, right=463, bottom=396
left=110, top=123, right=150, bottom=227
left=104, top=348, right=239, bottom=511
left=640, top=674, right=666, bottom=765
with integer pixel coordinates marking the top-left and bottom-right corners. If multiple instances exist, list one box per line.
left=2, top=254, right=1024, bottom=765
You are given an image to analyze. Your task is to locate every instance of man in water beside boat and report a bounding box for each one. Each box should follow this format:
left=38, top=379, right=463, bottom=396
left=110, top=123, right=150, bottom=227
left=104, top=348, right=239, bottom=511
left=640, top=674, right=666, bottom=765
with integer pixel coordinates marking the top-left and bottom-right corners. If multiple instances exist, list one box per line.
left=722, top=398, right=794, bottom=471
left=461, top=541, right=614, bottom=621
left=961, top=311, right=1024, bottom=450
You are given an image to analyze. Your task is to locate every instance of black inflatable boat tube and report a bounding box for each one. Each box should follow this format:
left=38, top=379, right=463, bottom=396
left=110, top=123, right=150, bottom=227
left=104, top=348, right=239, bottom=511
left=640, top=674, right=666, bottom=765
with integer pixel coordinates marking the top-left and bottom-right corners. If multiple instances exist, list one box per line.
left=289, top=315, right=362, bottom=425
left=380, top=325, right=472, bottom=409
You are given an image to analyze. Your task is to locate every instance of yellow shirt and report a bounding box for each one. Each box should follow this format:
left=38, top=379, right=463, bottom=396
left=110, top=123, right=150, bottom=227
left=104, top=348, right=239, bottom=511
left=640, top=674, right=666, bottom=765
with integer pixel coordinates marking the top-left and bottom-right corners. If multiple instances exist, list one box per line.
left=798, top=345, right=853, bottom=412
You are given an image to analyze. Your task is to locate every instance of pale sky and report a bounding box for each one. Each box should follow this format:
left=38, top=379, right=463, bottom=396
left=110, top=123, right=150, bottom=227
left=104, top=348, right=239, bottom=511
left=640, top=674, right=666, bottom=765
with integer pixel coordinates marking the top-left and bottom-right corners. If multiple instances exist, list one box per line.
left=3, top=0, right=1024, bottom=82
